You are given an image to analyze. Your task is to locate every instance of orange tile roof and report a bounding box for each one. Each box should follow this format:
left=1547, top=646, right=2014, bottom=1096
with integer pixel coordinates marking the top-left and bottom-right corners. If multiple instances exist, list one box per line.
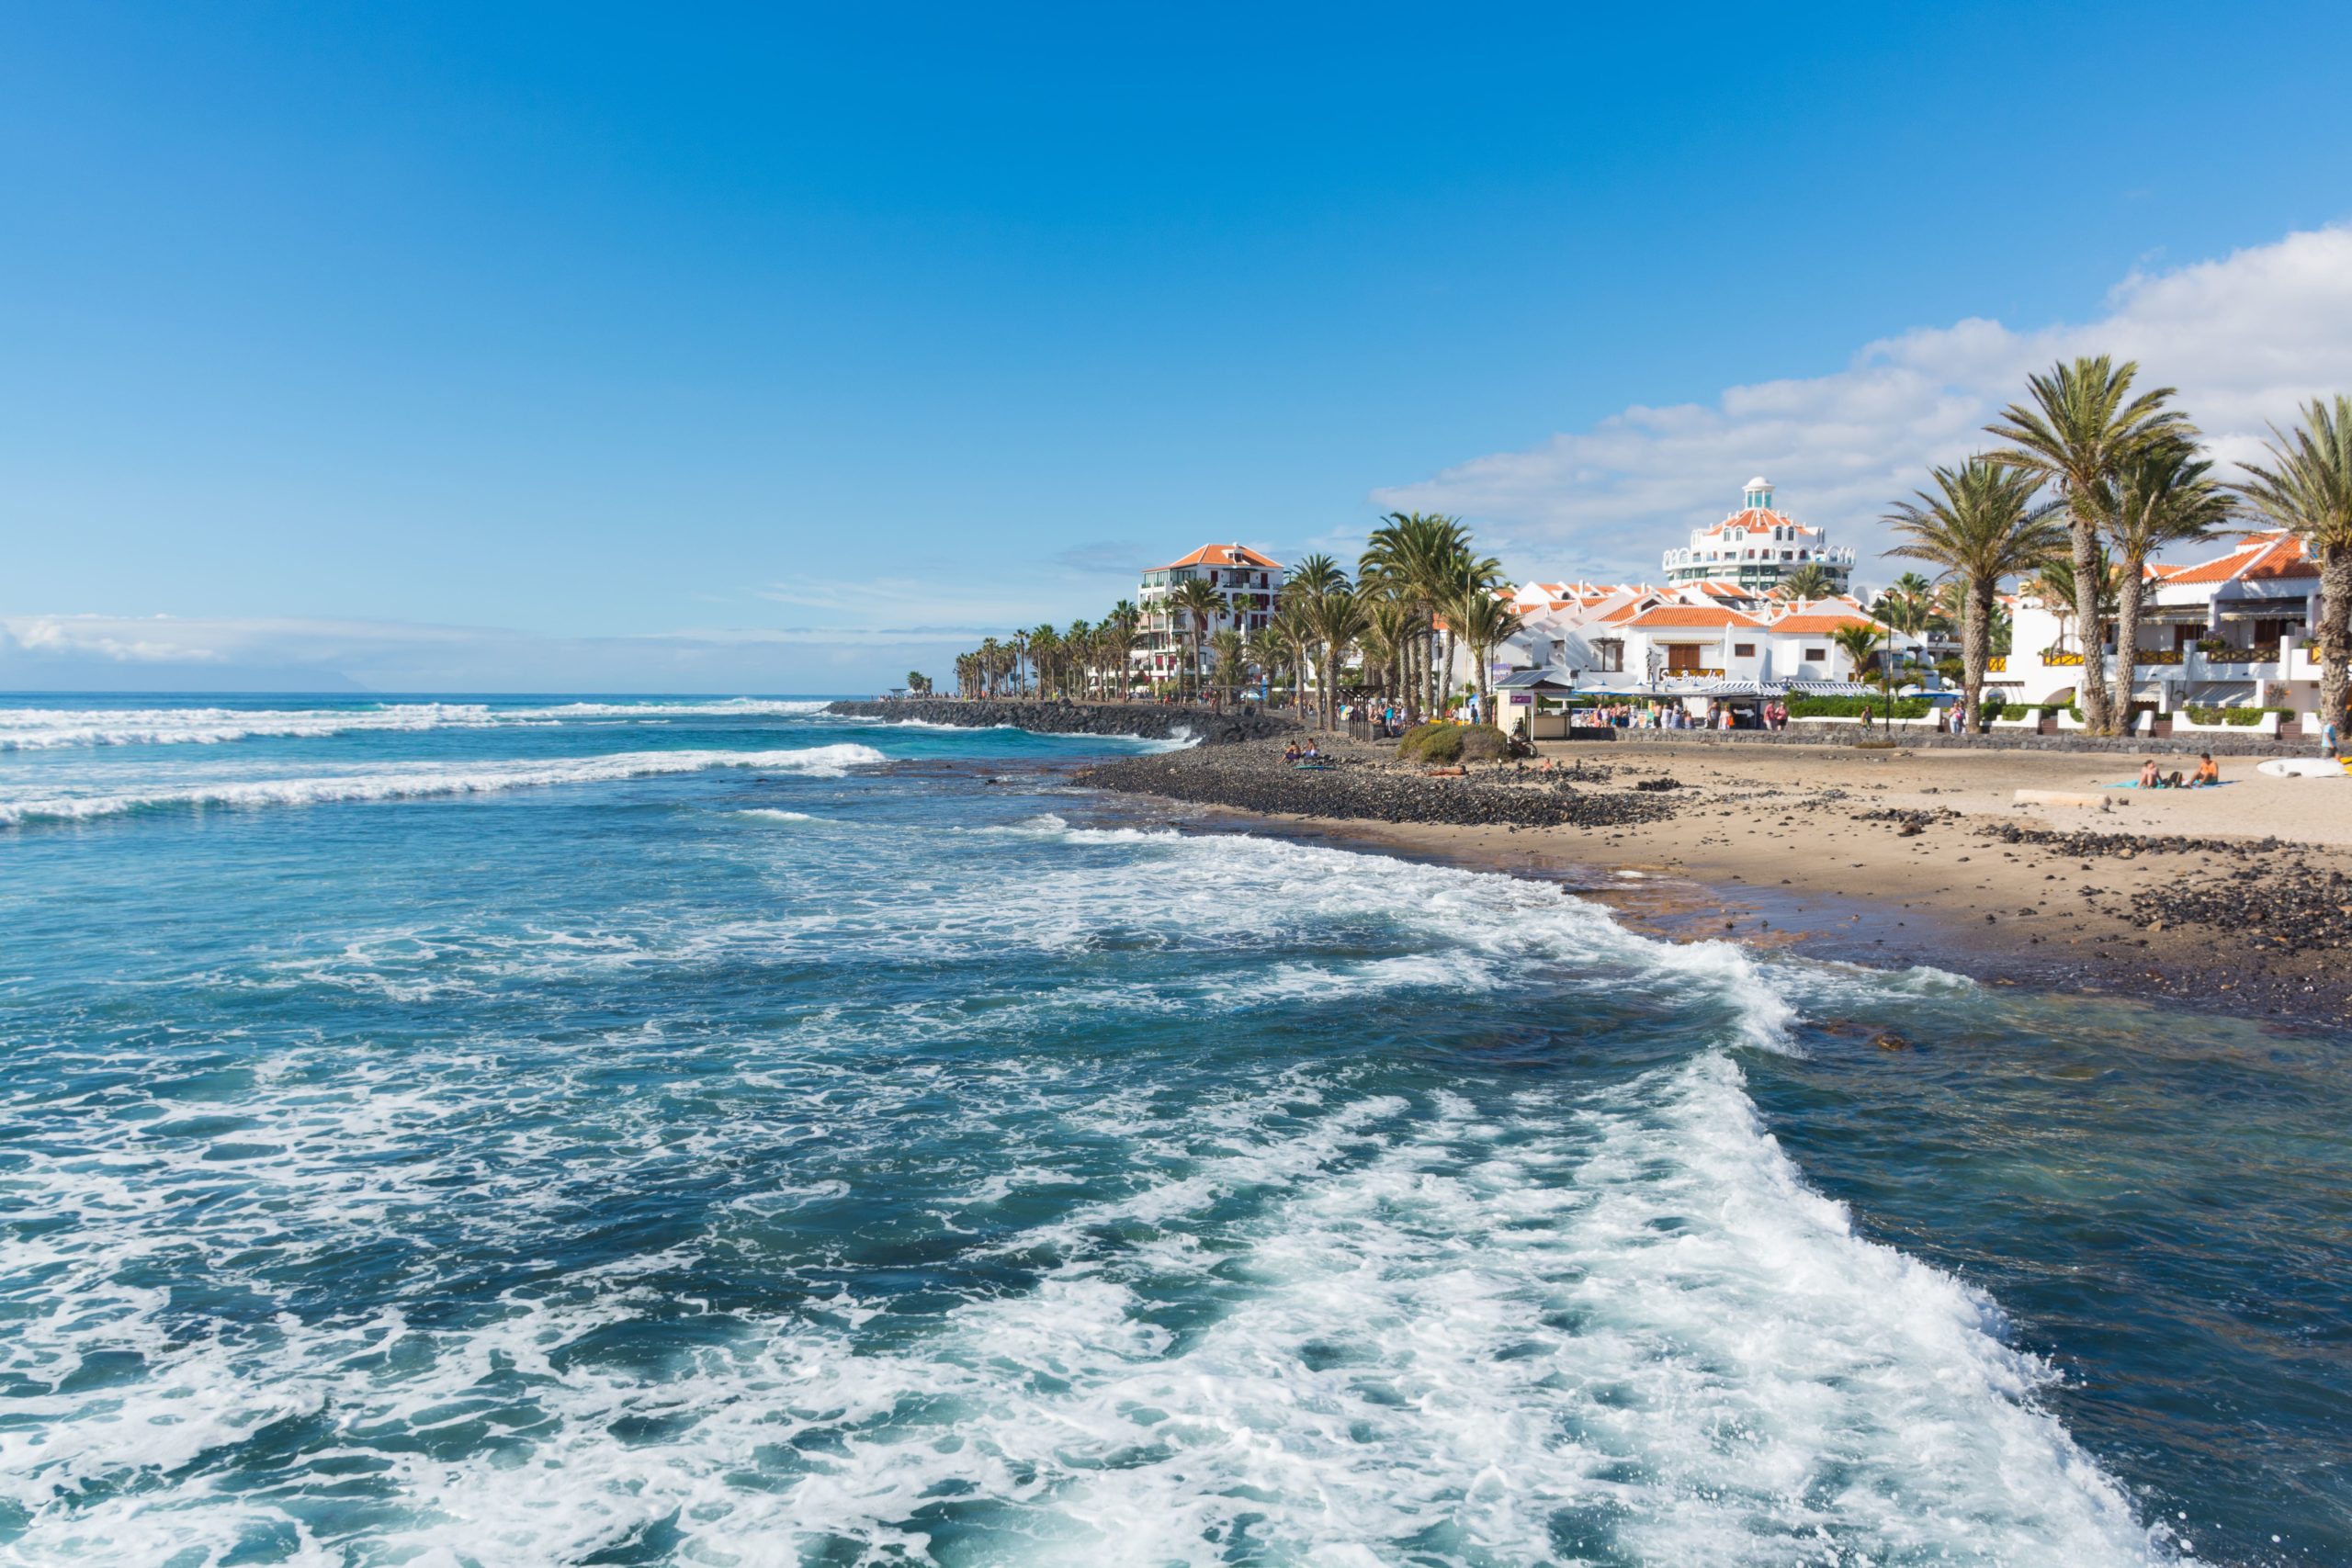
left=2243, top=534, right=2319, bottom=580
left=1626, top=605, right=1761, bottom=629
left=1697, top=508, right=1823, bottom=538
left=2163, top=539, right=2275, bottom=585
left=1768, top=612, right=1878, bottom=635
left=1157, top=543, right=1283, bottom=571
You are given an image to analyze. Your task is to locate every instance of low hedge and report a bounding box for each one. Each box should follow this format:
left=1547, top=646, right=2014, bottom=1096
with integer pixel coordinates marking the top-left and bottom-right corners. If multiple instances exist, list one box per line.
left=2181, top=705, right=2295, bottom=726
left=1786, top=694, right=1932, bottom=719
left=1397, top=722, right=1510, bottom=763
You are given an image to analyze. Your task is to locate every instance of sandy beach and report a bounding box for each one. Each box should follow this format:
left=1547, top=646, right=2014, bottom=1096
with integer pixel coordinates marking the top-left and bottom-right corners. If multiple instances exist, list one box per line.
left=1078, top=733, right=2352, bottom=1025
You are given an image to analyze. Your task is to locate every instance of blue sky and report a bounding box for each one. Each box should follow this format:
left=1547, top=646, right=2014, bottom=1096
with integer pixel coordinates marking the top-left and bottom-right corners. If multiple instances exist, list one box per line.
left=5, top=1, right=2349, bottom=691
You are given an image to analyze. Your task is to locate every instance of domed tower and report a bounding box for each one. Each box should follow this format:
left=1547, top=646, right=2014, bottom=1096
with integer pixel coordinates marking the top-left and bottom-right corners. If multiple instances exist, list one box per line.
left=1661, top=479, right=1855, bottom=594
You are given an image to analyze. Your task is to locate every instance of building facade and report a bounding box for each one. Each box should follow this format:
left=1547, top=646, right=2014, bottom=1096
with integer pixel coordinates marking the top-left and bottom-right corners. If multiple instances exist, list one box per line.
left=1132, top=543, right=1286, bottom=688
left=1481, top=578, right=1904, bottom=693
left=1661, top=479, right=1855, bottom=595
left=1991, top=529, right=2332, bottom=726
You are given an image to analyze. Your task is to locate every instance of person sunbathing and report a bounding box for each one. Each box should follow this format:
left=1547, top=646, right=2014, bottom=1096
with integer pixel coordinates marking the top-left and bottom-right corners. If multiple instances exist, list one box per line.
left=1283, top=741, right=1301, bottom=763
left=2137, top=759, right=2162, bottom=788
left=2191, top=753, right=2221, bottom=787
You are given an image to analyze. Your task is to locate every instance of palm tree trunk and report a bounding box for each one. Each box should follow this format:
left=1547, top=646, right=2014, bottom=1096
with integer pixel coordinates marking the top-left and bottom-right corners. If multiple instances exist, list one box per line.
left=2068, top=509, right=2111, bottom=732
left=2112, top=561, right=2146, bottom=738
left=1965, top=578, right=1994, bottom=734
left=2319, top=542, right=2352, bottom=742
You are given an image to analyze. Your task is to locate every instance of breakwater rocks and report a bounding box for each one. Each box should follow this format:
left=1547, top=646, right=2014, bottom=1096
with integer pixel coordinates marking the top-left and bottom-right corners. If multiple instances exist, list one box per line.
left=826, top=698, right=1297, bottom=745
left=1077, top=740, right=1677, bottom=830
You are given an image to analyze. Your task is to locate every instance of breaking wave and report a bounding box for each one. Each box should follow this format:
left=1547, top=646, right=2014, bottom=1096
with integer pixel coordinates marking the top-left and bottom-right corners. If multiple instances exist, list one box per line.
left=0, top=745, right=884, bottom=827
left=0, top=698, right=834, bottom=750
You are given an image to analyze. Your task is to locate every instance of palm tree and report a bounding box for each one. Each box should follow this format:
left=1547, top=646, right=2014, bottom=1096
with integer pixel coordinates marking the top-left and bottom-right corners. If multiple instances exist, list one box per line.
left=1359, top=595, right=1412, bottom=704
left=1830, top=621, right=1888, bottom=728
left=1026, top=625, right=1061, bottom=699
left=1360, top=513, right=1481, bottom=716
left=1984, top=355, right=2194, bottom=732
left=2234, top=394, right=2352, bottom=738
left=1883, top=459, right=2065, bottom=732
left=1287, top=552, right=1348, bottom=600
left=1268, top=596, right=1317, bottom=713
left=2025, top=546, right=2122, bottom=664
left=1438, top=587, right=1522, bottom=716
left=2101, top=439, right=2235, bottom=718
left=1209, top=627, right=1249, bottom=709
left=1305, top=587, right=1373, bottom=731
left=1169, top=577, right=1225, bottom=705
left=1777, top=561, right=1838, bottom=601
left=1102, top=601, right=1141, bottom=700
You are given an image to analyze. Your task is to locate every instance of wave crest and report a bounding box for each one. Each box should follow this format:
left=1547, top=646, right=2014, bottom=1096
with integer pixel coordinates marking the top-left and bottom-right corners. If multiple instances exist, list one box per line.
left=0, top=745, right=885, bottom=827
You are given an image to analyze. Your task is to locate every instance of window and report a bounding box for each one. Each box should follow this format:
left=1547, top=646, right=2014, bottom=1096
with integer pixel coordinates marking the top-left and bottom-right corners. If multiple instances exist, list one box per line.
left=1734, top=643, right=1755, bottom=658
left=1593, top=639, right=1624, bottom=672
left=1666, top=644, right=1703, bottom=672
left=1804, top=647, right=1826, bottom=662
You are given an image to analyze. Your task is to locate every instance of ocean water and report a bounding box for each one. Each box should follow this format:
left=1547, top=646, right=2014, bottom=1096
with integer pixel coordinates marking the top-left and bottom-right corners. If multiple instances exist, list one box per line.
left=1, top=696, right=2346, bottom=1567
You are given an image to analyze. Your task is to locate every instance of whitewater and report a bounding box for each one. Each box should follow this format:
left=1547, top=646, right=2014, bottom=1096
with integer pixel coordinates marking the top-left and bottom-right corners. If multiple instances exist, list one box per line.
left=0, top=694, right=2341, bottom=1566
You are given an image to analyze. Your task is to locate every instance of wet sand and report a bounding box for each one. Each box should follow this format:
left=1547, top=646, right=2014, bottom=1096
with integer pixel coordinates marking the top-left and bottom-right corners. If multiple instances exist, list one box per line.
left=1074, top=734, right=2352, bottom=1026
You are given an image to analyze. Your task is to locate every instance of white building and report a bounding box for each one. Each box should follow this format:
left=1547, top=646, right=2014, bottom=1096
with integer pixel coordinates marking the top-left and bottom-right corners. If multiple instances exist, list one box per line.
left=1661, top=478, right=1855, bottom=595
left=1992, top=529, right=2330, bottom=732
left=1132, top=543, right=1286, bottom=688
left=1477, top=578, right=1905, bottom=693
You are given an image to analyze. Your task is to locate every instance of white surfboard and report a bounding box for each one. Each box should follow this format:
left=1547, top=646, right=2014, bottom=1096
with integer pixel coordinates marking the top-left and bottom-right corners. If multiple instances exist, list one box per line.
left=2256, top=757, right=2349, bottom=778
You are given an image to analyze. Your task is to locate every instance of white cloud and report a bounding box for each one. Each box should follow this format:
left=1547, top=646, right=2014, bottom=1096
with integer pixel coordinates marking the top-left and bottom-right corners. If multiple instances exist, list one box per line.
left=0, top=614, right=971, bottom=694
left=1374, top=226, right=2352, bottom=585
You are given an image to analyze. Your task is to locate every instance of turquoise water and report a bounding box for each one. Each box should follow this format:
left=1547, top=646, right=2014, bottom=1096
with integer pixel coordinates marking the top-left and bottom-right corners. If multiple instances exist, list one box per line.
left=0, top=696, right=2345, bottom=1566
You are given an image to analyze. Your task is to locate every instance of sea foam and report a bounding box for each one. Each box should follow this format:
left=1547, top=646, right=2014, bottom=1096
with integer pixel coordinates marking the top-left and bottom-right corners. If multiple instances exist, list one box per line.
left=0, top=744, right=884, bottom=826
left=0, top=785, right=2191, bottom=1563
left=0, top=697, right=833, bottom=750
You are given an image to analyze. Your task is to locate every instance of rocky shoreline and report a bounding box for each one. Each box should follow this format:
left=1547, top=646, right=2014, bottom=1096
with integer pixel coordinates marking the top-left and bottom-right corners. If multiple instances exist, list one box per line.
left=1076, top=737, right=1676, bottom=830
left=1074, top=730, right=2352, bottom=1025
left=827, top=697, right=1296, bottom=744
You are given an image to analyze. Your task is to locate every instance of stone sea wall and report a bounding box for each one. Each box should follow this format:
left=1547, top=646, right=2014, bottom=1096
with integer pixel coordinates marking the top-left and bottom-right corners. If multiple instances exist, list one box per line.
left=1594, top=728, right=2316, bottom=759
left=825, top=697, right=1298, bottom=745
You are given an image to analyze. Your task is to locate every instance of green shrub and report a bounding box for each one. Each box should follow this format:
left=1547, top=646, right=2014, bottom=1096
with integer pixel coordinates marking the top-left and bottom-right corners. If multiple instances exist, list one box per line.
left=1785, top=694, right=1931, bottom=719
left=1398, top=722, right=1510, bottom=762
left=1979, top=693, right=2007, bottom=719
left=2223, top=708, right=2267, bottom=727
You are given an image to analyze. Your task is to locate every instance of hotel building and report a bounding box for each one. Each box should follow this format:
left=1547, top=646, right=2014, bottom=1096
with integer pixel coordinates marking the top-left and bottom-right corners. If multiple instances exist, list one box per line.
left=1132, top=543, right=1286, bottom=687
left=1661, top=478, right=1855, bottom=595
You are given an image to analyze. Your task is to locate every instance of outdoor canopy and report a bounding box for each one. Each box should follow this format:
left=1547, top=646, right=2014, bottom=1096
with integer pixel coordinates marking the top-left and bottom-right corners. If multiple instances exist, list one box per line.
left=1493, top=671, right=1920, bottom=700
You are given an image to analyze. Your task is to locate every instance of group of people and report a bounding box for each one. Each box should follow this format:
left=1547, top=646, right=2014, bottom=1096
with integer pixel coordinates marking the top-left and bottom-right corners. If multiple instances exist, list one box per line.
left=1280, top=739, right=1325, bottom=764
left=1568, top=701, right=1777, bottom=731
left=1336, top=702, right=1415, bottom=738
left=2138, top=752, right=2224, bottom=789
